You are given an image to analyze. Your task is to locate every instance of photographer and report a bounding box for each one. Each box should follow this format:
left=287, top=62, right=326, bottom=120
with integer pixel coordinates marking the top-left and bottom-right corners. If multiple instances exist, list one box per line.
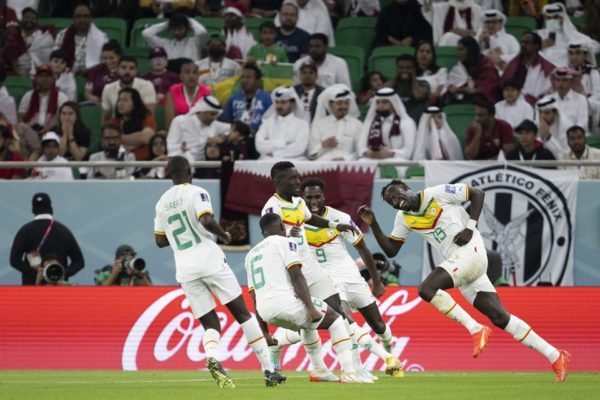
left=94, top=244, right=152, bottom=286
left=357, top=252, right=401, bottom=287
left=35, top=253, right=71, bottom=286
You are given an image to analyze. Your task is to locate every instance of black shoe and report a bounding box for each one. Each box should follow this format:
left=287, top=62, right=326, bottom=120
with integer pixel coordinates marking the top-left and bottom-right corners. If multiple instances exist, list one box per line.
left=264, top=370, right=287, bottom=387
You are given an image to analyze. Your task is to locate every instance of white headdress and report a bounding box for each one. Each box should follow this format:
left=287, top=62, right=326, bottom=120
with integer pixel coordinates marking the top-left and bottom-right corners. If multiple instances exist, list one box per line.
left=313, top=84, right=359, bottom=121
left=413, top=106, right=464, bottom=161
left=362, top=87, right=410, bottom=125
left=263, top=86, right=307, bottom=120
left=188, top=95, right=222, bottom=115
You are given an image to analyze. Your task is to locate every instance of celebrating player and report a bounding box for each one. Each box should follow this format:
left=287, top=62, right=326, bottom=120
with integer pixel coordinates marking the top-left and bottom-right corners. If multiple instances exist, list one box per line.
left=154, top=156, right=285, bottom=388
left=246, top=213, right=364, bottom=383
left=358, top=179, right=571, bottom=382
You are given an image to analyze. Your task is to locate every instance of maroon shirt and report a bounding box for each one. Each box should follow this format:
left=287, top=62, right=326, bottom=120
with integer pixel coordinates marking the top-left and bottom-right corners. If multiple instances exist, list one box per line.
left=143, top=71, right=180, bottom=103
left=86, top=64, right=119, bottom=98
left=465, top=118, right=513, bottom=160
left=0, top=151, right=24, bottom=179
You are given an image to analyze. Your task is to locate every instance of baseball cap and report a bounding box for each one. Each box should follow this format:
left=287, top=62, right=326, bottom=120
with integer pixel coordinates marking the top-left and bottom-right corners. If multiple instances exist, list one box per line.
left=41, top=131, right=60, bottom=144
left=148, top=47, right=167, bottom=59
left=515, top=119, right=538, bottom=134
left=223, top=6, right=244, bottom=18
left=299, top=60, right=317, bottom=72
left=35, top=64, right=53, bottom=75
left=32, top=192, right=52, bottom=209
left=115, top=244, right=136, bottom=258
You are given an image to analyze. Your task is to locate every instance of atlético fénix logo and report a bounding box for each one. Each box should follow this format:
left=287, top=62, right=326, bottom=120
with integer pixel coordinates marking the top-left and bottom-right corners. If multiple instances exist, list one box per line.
left=427, top=165, right=574, bottom=286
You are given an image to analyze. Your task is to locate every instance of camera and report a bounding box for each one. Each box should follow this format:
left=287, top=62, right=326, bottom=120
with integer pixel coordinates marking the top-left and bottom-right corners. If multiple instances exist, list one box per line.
left=43, top=262, right=65, bottom=284
left=122, top=257, right=146, bottom=272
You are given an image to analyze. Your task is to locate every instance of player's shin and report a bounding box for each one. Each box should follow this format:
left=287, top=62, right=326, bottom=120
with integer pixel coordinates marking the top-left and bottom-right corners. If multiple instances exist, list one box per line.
left=344, top=320, right=364, bottom=369
left=241, top=318, right=275, bottom=372
left=202, top=328, right=221, bottom=360
left=376, top=324, right=394, bottom=353
left=273, top=329, right=302, bottom=346
left=329, top=317, right=356, bottom=374
left=504, top=315, right=560, bottom=363
left=430, top=289, right=483, bottom=334
left=351, top=322, right=392, bottom=359
left=300, top=329, right=329, bottom=371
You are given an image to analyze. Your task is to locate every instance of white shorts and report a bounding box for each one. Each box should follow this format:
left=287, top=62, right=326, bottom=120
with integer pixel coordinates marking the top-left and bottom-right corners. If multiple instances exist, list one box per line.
left=260, top=295, right=328, bottom=331
left=180, top=264, right=242, bottom=318
left=439, top=231, right=496, bottom=304
left=334, top=279, right=375, bottom=310
left=302, top=257, right=339, bottom=300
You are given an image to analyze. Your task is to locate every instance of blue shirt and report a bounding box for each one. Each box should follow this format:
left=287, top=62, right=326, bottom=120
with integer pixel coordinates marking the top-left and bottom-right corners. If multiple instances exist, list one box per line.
left=221, top=89, right=272, bottom=132
left=276, top=27, right=310, bottom=63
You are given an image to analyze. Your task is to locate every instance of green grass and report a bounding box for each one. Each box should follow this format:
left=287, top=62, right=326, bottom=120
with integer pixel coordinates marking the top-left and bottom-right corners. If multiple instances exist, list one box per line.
left=0, top=371, right=598, bottom=400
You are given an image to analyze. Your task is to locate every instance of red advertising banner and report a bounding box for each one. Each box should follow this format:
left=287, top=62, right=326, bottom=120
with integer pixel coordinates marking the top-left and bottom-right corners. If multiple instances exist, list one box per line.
left=0, top=287, right=598, bottom=371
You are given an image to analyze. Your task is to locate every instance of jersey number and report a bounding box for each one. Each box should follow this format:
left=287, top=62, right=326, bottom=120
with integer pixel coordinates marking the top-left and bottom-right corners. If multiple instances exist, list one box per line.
left=167, top=211, right=201, bottom=250
left=315, top=248, right=327, bottom=263
left=249, top=254, right=266, bottom=290
left=432, top=227, right=447, bottom=244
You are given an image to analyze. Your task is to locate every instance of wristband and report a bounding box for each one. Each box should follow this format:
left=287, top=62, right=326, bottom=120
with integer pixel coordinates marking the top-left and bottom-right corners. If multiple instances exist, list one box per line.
left=328, top=221, right=338, bottom=230
left=466, top=219, right=477, bottom=230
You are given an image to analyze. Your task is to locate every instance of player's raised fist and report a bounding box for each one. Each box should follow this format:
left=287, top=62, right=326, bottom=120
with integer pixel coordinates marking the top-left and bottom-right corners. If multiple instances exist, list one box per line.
left=290, top=219, right=302, bottom=238
left=357, top=205, right=375, bottom=225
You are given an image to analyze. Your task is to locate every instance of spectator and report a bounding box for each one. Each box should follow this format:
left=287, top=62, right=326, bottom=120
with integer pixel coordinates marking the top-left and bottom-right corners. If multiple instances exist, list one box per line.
left=464, top=99, right=515, bottom=160
left=16, top=7, right=54, bottom=77
left=255, top=86, right=309, bottom=159
left=293, top=60, right=324, bottom=121
left=548, top=67, right=589, bottom=129
left=536, top=95, right=570, bottom=158
left=0, top=124, right=24, bottom=179
left=568, top=42, right=600, bottom=100
left=85, top=40, right=122, bottom=104
left=0, top=1, right=25, bottom=74
left=101, top=56, right=157, bottom=122
left=197, top=33, right=242, bottom=86
left=308, top=84, right=362, bottom=161
left=0, top=70, right=17, bottom=124
left=143, top=47, right=180, bottom=105
left=133, top=134, right=169, bottom=180
left=32, top=131, right=74, bottom=180
left=220, top=121, right=253, bottom=160
left=502, top=32, right=555, bottom=105
left=138, top=0, right=197, bottom=18
left=495, top=79, right=535, bottom=128
left=385, top=54, right=430, bottom=122
left=94, top=244, right=152, bottom=286
left=34, top=253, right=73, bottom=286
left=222, top=6, right=256, bottom=60
left=537, top=3, right=599, bottom=67
left=141, top=12, right=207, bottom=62
left=18, top=64, right=68, bottom=135
left=293, top=33, right=351, bottom=89
left=476, top=10, right=520, bottom=72
left=9, top=192, right=85, bottom=285
left=196, top=0, right=226, bottom=16
left=49, top=50, right=77, bottom=102
left=275, top=0, right=335, bottom=46
left=165, top=60, right=212, bottom=129
left=168, top=95, right=230, bottom=161
left=422, top=0, right=483, bottom=46
left=374, top=0, right=432, bottom=47
left=583, top=0, right=600, bottom=43
left=447, top=36, right=501, bottom=104
left=506, top=119, right=556, bottom=163
left=247, top=21, right=288, bottom=63
left=54, top=3, right=109, bottom=74
left=358, top=71, right=386, bottom=105
left=356, top=252, right=400, bottom=287
left=413, top=106, right=463, bottom=160
left=113, top=88, right=157, bottom=161
left=55, top=102, right=91, bottom=161
left=359, top=87, right=417, bottom=161
left=221, top=63, right=272, bottom=132
left=88, top=124, right=136, bottom=179
left=275, top=2, right=310, bottom=63
left=414, top=41, right=447, bottom=105
left=2, top=115, right=40, bottom=161
left=559, top=125, right=600, bottom=179
left=251, top=0, right=284, bottom=17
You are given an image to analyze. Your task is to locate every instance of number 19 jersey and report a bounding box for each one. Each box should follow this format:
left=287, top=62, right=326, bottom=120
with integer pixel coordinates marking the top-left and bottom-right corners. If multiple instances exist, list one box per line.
left=154, top=183, right=226, bottom=283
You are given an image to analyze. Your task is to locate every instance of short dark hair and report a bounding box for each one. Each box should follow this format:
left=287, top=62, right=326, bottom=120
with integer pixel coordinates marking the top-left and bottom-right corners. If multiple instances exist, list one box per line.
left=169, top=12, right=190, bottom=29
left=259, top=213, right=282, bottom=233
left=566, top=125, right=586, bottom=137
left=502, top=79, right=522, bottom=91
left=474, top=99, right=495, bottom=115
left=22, top=7, right=38, bottom=17
left=232, top=121, right=250, bottom=138
left=168, top=155, right=191, bottom=180
left=102, top=39, right=123, bottom=56
left=270, top=161, right=295, bottom=179
left=300, top=177, right=325, bottom=192
left=119, top=55, right=137, bottom=66
left=523, top=31, right=542, bottom=48
left=243, top=62, right=262, bottom=80
left=309, top=33, right=329, bottom=46
left=259, top=21, right=277, bottom=32
left=395, top=53, right=416, bottom=66
left=381, top=179, right=410, bottom=198
left=49, top=49, right=67, bottom=61
left=178, top=58, right=196, bottom=73
left=102, top=124, right=122, bottom=135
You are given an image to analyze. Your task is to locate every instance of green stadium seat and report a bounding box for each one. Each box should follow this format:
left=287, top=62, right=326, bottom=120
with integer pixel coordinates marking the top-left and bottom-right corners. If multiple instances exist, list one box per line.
left=570, top=16, right=583, bottom=30
left=368, top=46, right=413, bottom=79
left=155, top=105, right=166, bottom=131
left=505, top=16, right=537, bottom=40
left=80, top=104, right=103, bottom=154
left=380, top=0, right=394, bottom=8
left=444, top=103, right=475, bottom=148
left=588, top=135, right=600, bottom=149
left=435, top=46, right=459, bottom=70
left=358, top=103, right=369, bottom=121
left=130, top=18, right=167, bottom=48
left=329, top=46, right=365, bottom=93
left=5, top=76, right=33, bottom=105
left=38, top=18, right=71, bottom=35
left=94, top=18, right=127, bottom=45
left=124, top=47, right=152, bottom=76
left=404, top=165, right=425, bottom=179
left=335, top=17, right=377, bottom=57
left=75, top=75, right=86, bottom=102
left=197, top=17, right=224, bottom=38
left=245, top=18, right=271, bottom=40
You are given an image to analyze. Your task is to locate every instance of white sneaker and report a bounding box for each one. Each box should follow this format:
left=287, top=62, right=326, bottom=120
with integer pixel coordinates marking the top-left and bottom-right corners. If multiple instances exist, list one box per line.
left=340, top=372, right=363, bottom=383
left=309, top=369, right=340, bottom=382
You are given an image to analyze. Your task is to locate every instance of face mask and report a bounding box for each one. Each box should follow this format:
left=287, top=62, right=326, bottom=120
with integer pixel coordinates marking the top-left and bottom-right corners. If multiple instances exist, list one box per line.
left=376, top=110, right=391, bottom=118
left=545, top=19, right=562, bottom=33
left=208, top=47, right=226, bottom=59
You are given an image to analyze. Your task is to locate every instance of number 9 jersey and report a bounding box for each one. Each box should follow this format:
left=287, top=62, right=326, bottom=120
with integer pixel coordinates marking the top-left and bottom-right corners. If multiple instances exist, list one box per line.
left=154, top=184, right=226, bottom=283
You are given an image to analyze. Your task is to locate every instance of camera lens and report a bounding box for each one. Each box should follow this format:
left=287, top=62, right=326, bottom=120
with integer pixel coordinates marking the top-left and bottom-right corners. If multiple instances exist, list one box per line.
left=44, top=263, right=65, bottom=283
left=130, top=258, right=146, bottom=271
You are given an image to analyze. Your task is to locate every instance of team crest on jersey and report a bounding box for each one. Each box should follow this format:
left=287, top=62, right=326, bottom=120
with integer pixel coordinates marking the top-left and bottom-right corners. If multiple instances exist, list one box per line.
left=430, top=208, right=438, bottom=216
left=289, top=242, right=297, bottom=252
left=200, top=193, right=209, bottom=202
left=444, top=184, right=456, bottom=194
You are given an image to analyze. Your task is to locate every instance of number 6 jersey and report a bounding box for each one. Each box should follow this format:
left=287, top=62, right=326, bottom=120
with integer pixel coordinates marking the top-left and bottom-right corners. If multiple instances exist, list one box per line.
left=390, top=184, right=472, bottom=259
left=154, top=184, right=226, bottom=282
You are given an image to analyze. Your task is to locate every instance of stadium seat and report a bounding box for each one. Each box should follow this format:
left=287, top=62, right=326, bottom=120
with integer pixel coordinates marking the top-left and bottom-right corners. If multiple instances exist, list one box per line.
left=588, top=135, right=600, bottom=149
left=80, top=104, right=103, bottom=153
left=505, top=16, right=537, bottom=40
left=5, top=76, right=33, bottom=105
left=124, top=47, right=152, bottom=76
left=335, top=17, right=377, bottom=57
left=197, top=17, right=224, bottom=38
left=435, top=46, right=459, bottom=70
left=444, top=103, right=475, bottom=148
left=155, top=105, right=166, bottom=131
left=245, top=18, right=271, bottom=39
left=75, top=75, right=86, bottom=102
left=368, top=46, right=413, bottom=80
left=38, top=18, right=71, bottom=35
left=130, top=18, right=167, bottom=48
left=329, top=46, right=365, bottom=93
left=570, top=16, right=583, bottom=30
left=404, top=165, right=425, bottom=178
left=94, top=18, right=127, bottom=45
left=358, top=103, right=369, bottom=121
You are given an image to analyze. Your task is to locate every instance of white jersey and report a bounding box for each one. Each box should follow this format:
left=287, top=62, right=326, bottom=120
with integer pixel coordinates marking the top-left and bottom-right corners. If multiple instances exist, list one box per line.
left=245, top=235, right=302, bottom=308
left=390, top=183, right=471, bottom=259
left=154, top=183, right=226, bottom=283
left=305, top=206, right=364, bottom=281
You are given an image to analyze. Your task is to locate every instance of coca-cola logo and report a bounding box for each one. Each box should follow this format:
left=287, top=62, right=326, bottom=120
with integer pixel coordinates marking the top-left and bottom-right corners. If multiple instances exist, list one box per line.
left=122, top=289, right=424, bottom=371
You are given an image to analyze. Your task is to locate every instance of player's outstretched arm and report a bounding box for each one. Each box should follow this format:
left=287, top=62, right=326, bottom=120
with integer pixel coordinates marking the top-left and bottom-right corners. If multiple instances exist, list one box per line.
left=357, top=205, right=404, bottom=258
left=307, top=214, right=361, bottom=236
left=354, top=239, right=385, bottom=298
left=199, top=214, right=232, bottom=244
left=453, top=186, right=484, bottom=246
left=154, top=234, right=170, bottom=248
left=288, top=266, right=323, bottom=322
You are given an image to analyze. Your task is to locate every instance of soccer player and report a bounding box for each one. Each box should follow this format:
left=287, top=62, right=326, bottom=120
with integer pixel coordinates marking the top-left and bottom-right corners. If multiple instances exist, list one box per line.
left=154, top=156, right=285, bottom=388
left=358, top=179, right=571, bottom=382
left=246, top=213, right=363, bottom=383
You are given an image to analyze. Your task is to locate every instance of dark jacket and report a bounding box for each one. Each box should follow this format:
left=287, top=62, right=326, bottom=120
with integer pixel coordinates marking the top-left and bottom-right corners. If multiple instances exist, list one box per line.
left=506, top=143, right=557, bottom=168
left=293, top=84, right=324, bottom=122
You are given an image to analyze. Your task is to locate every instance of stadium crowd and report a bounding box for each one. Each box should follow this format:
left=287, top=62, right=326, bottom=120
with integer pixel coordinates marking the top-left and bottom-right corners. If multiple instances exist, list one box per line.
left=0, top=0, right=600, bottom=181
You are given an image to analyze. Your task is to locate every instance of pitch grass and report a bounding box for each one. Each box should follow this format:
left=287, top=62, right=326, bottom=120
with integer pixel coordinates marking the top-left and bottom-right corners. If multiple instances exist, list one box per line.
left=1, top=370, right=598, bottom=400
